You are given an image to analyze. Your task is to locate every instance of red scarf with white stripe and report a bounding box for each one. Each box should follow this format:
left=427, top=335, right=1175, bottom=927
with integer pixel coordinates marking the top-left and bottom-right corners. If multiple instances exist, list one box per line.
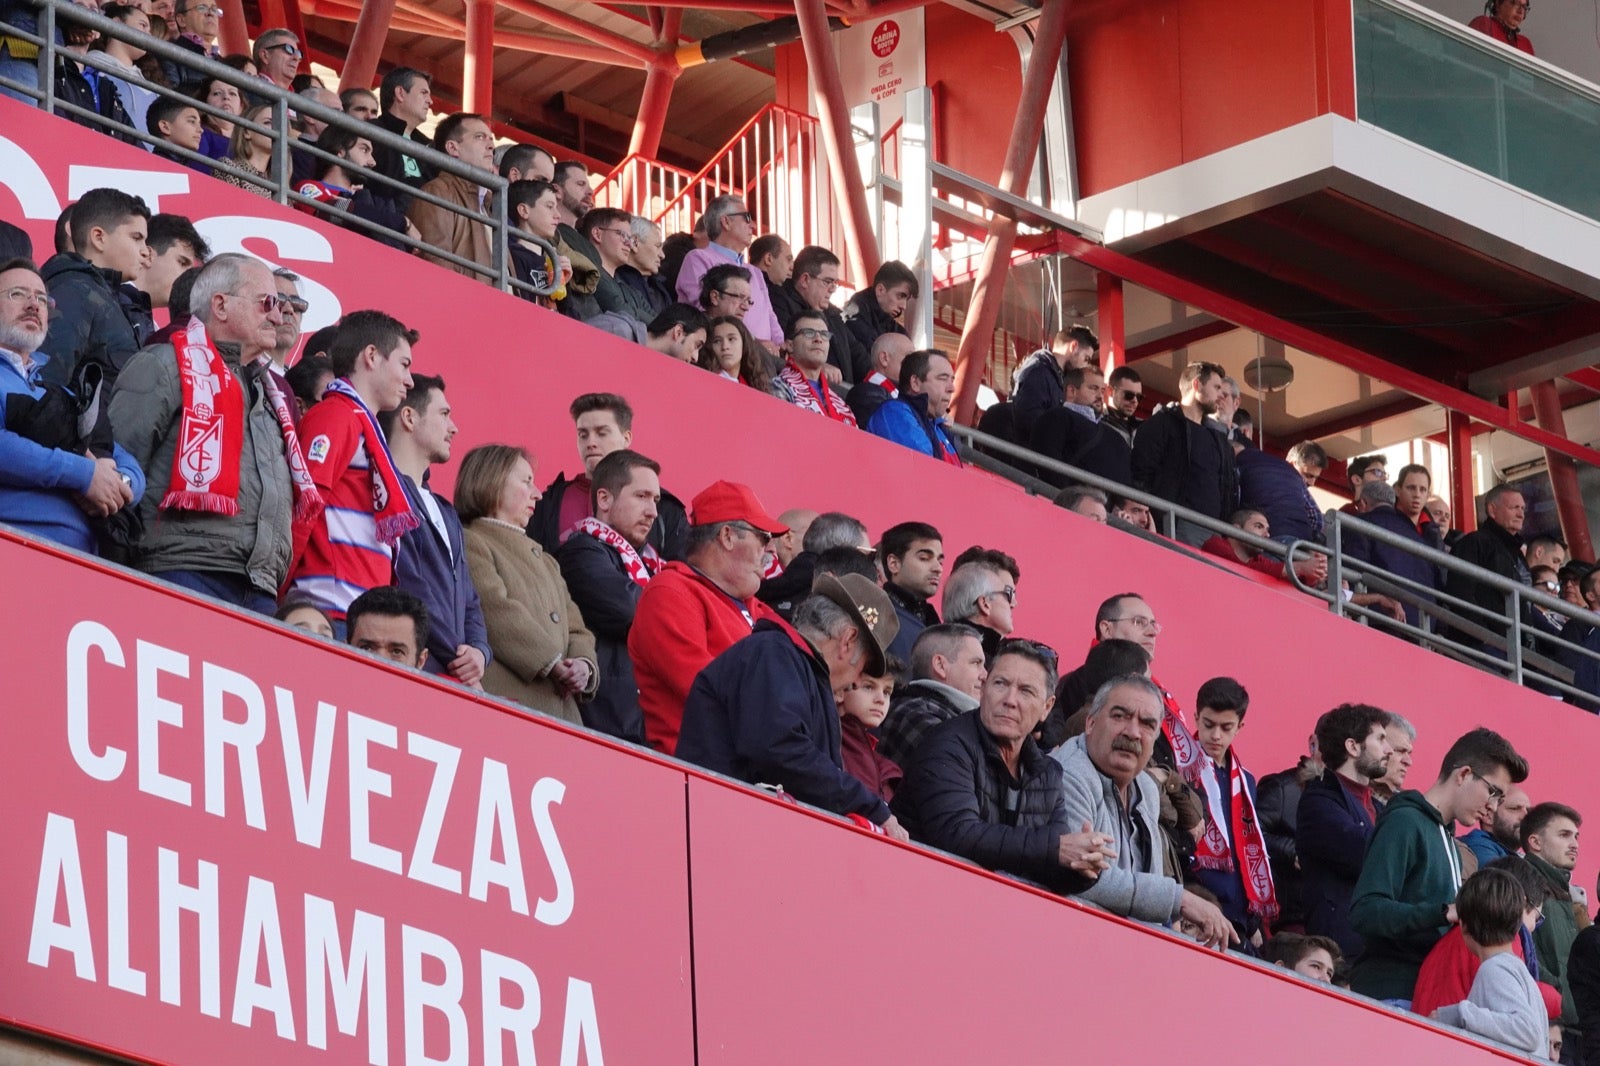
left=864, top=370, right=898, bottom=398
left=564, top=517, right=661, bottom=586
left=320, top=378, right=419, bottom=544
left=1187, top=737, right=1279, bottom=924
left=778, top=361, right=856, bottom=425
left=164, top=317, right=322, bottom=522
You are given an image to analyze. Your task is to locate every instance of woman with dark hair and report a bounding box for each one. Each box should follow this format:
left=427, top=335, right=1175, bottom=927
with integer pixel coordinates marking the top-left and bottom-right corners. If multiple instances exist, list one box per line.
left=1468, top=0, right=1534, bottom=54
left=189, top=73, right=241, bottom=161
left=92, top=3, right=156, bottom=137
left=697, top=315, right=777, bottom=395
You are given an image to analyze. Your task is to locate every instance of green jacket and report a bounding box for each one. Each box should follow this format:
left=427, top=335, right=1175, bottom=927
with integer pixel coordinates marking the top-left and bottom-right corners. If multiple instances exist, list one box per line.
left=1529, top=854, right=1582, bottom=1026
left=1348, top=790, right=1463, bottom=1001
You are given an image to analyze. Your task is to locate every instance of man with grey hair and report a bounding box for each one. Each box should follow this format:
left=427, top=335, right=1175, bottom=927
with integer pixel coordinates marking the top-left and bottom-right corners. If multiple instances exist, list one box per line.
left=1373, top=713, right=1417, bottom=806
left=878, top=622, right=988, bottom=765
left=942, top=560, right=1015, bottom=662
left=1056, top=485, right=1108, bottom=523
left=759, top=510, right=870, bottom=618
left=293, top=85, right=341, bottom=142
left=673, top=194, right=783, bottom=351
left=1211, top=375, right=1241, bottom=437
left=616, top=214, right=670, bottom=317
left=110, top=253, right=317, bottom=613
left=1443, top=482, right=1531, bottom=655
left=678, top=573, right=909, bottom=840
left=1054, top=674, right=1238, bottom=948
left=252, top=27, right=301, bottom=91
left=269, top=268, right=304, bottom=369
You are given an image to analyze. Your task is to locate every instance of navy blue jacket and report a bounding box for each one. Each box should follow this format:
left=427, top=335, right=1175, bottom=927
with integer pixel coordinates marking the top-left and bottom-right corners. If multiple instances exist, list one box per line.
left=1009, top=350, right=1063, bottom=442
left=1344, top=505, right=1441, bottom=627
left=885, top=579, right=939, bottom=664
left=394, top=475, right=490, bottom=680
left=38, top=253, right=141, bottom=389
left=554, top=530, right=647, bottom=744
left=677, top=621, right=891, bottom=824
left=1236, top=446, right=1323, bottom=544
left=1296, top=768, right=1380, bottom=956
left=867, top=393, right=960, bottom=463
left=1188, top=757, right=1263, bottom=941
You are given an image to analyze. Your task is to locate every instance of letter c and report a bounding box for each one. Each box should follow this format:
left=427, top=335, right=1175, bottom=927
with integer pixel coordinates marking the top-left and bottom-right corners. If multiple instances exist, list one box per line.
left=66, top=620, right=128, bottom=781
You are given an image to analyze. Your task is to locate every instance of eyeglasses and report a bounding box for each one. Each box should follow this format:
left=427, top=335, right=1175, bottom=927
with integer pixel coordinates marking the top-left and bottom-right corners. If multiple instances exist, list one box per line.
left=794, top=327, right=831, bottom=341
left=730, top=522, right=773, bottom=547
left=984, top=586, right=1017, bottom=605
left=279, top=295, right=309, bottom=314
left=0, top=286, right=54, bottom=309
left=262, top=41, right=302, bottom=57
left=599, top=227, right=635, bottom=246
left=1109, top=614, right=1161, bottom=632
left=814, top=275, right=840, bottom=290
left=715, top=288, right=753, bottom=306
left=181, top=4, right=222, bottom=15
left=727, top=210, right=754, bottom=222
left=1538, top=580, right=1561, bottom=592
left=1469, top=770, right=1507, bottom=804
left=226, top=291, right=284, bottom=313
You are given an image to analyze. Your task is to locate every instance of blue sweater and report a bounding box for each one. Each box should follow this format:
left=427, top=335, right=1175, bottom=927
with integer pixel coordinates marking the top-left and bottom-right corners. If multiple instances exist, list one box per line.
left=0, top=353, right=144, bottom=553
left=393, top=474, right=490, bottom=677
left=1236, top=446, right=1323, bottom=543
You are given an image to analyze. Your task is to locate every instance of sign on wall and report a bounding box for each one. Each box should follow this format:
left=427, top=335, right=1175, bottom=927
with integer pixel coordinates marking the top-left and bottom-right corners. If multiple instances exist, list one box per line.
left=835, top=8, right=926, bottom=133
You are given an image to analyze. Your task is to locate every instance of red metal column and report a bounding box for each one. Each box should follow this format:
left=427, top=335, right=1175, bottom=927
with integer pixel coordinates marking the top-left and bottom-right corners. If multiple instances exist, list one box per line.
left=629, top=9, right=682, bottom=159
left=464, top=0, right=496, bottom=115
left=950, top=0, right=1069, bottom=425
left=340, top=0, right=399, bottom=92
left=1530, top=381, right=1594, bottom=559
left=218, top=0, right=249, bottom=55
left=1447, top=409, right=1476, bottom=535
left=795, top=0, right=881, bottom=286
left=1097, top=272, right=1124, bottom=373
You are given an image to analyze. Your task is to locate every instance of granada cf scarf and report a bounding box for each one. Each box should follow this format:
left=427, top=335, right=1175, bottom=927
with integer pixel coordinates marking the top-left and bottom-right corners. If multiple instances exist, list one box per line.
left=164, top=317, right=322, bottom=522
left=863, top=370, right=898, bottom=398
left=320, top=378, right=419, bottom=544
left=564, top=517, right=662, bottom=587
left=778, top=360, right=856, bottom=426
left=1191, top=747, right=1280, bottom=924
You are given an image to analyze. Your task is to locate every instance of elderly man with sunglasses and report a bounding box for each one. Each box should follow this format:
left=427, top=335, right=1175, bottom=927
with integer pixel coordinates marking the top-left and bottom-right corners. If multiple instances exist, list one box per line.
left=110, top=254, right=316, bottom=613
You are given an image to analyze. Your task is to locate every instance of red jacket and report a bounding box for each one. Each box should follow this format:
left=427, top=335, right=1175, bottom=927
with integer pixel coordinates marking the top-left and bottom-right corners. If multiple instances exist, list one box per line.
left=1201, top=534, right=1285, bottom=579
left=628, top=562, right=779, bottom=755
left=1412, top=924, right=1562, bottom=1020
left=840, top=716, right=902, bottom=803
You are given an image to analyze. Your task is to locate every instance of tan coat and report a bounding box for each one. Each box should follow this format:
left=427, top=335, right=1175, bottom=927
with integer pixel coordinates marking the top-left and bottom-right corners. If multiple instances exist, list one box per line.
left=408, top=171, right=493, bottom=278
left=463, top=518, right=598, bottom=724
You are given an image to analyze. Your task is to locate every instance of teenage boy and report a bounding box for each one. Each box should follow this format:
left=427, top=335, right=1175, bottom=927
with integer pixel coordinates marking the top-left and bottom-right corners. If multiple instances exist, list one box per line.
left=38, top=188, right=150, bottom=387
left=147, top=97, right=209, bottom=175
left=1431, top=868, right=1549, bottom=1059
left=1262, top=933, right=1341, bottom=984
left=838, top=654, right=903, bottom=803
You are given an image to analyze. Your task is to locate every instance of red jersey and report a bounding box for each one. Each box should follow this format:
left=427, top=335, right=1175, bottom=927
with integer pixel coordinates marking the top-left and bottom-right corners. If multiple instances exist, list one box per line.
left=288, top=398, right=393, bottom=616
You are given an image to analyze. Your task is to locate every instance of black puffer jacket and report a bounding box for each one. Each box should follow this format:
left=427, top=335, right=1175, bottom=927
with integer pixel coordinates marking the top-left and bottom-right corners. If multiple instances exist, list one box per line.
left=893, top=710, right=1089, bottom=893
left=554, top=531, right=648, bottom=745
left=38, top=253, right=141, bottom=389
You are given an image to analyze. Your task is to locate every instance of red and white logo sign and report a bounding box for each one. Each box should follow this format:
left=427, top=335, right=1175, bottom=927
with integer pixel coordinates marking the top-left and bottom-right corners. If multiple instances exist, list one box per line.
left=870, top=19, right=900, bottom=58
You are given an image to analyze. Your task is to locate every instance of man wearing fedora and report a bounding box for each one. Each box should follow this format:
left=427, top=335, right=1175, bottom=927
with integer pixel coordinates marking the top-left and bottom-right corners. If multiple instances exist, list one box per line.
left=677, top=572, right=911, bottom=841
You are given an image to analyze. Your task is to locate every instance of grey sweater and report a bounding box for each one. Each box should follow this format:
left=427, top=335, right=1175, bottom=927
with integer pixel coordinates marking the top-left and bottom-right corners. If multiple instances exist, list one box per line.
left=1432, top=951, right=1547, bottom=1058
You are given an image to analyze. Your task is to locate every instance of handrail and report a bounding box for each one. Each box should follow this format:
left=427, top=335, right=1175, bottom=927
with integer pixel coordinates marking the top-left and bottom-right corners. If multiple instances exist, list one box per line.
left=1, top=0, right=518, bottom=291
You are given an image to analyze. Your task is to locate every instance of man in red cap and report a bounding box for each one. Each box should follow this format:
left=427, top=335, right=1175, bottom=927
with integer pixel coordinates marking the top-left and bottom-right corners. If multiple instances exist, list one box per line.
left=629, top=480, right=787, bottom=755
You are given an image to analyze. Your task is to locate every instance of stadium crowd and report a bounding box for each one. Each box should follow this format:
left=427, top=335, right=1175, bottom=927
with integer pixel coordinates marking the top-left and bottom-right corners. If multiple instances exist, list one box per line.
left=1, top=5, right=1599, bottom=1062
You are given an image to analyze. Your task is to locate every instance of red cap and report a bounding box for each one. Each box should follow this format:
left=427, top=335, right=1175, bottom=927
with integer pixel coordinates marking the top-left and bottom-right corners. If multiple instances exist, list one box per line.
left=690, top=480, right=788, bottom=534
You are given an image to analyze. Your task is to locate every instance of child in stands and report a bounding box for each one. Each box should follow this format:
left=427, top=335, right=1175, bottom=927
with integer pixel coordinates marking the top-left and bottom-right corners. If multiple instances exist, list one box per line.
left=838, top=654, right=903, bottom=803
left=147, top=95, right=209, bottom=175
left=1431, top=868, right=1549, bottom=1058
left=1262, top=932, right=1341, bottom=984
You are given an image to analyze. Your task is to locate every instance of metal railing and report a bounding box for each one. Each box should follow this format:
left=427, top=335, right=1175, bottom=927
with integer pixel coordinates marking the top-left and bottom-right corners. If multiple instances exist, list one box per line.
left=592, top=152, right=696, bottom=224
left=945, top=421, right=1600, bottom=704
left=0, top=0, right=560, bottom=297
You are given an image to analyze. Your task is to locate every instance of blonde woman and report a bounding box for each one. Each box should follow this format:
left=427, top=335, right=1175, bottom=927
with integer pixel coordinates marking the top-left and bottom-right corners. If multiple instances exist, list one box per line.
left=219, top=102, right=275, bottom=196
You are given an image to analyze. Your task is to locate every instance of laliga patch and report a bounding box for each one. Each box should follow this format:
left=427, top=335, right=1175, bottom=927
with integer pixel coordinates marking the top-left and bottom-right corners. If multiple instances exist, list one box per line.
left=307, top=434, right=331, bottom=463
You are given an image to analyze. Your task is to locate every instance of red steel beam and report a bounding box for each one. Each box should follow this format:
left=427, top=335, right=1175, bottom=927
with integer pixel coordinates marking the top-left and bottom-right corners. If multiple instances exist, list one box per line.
left=1051, top=229, right=1600, bottom=472
left=1531, top=381, right=1595, bottom=559
left=1566, top=367, right=1600, bottom=394
left=1446, top=410, right=1475, bottom=533
left=1097, top=272, right=1124, bottom=372
left=796, top=0, right=881, bottom=286
left=339, top=0, right=399, bottom=93
left=218, top=0, right=248, bottom=54
left=628, top=10, right=682, bottom=159
left=1123, top=318, right=1237, bottom=362
left=307, top=6, right=647, bottom=65
left=463, top=0, right=496, bottom=115
left=496, top=0, right=657, bottom=65
left=951, top=0, right=1069, bottom=426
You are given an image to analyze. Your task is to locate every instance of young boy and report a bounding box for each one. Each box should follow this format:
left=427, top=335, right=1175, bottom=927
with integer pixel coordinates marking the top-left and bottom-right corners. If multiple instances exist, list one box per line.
left=506, top=178, right=576, bottom=309
left=1262, top=932, right=1343, bottom=984
left=1188, top=676, right=1277, bottom=947
left=146, top=96, right=209, bottom=175
left=1432, top=868, right=1549, bottom=1058
left=838, top=654, right=903, bottom=803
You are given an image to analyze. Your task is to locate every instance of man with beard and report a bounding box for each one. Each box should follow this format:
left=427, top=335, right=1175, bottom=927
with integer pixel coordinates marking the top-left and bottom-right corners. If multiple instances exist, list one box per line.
left=1522, top=802, right=1587, bottom=1041
left=0, top=258, right=142, bottom=553
left=1131, top=360, right=1237, bottom=547
left=1297, top=703, right=1394, bottom=957
left=1462, top=785, right=1531, bottom=866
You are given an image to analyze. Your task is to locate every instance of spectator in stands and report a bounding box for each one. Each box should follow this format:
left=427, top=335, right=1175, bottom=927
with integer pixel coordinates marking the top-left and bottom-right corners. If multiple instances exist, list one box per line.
left=344, top=585, right=429, bottom=669
left=878, top=623, right=985, bottom=766
left=1375, top=712, right=1416, bottom=806
left=0, top=221, right=31, bottom=261
left=554, top=448, right=663, bottom=745
left=843, top=259, right=916, bottom=352
left=1108, top=492, right=1155, bottom=533
left=1348, top=727, right=1529, bottom=1006
left=369, top=67, right=434, bottom=201
left=758, top=510, right=870, bottom=618
left=93, top=4, right=156, bottom=136
left=1054, top=674, right=1237, bottom=946
left=408, top=113, right=495, bottom=278
left=379, top=373, right=489, bottom=689
left=171, top=0, right=220, bottom=73
left=749, top=233, right=792, bottom=297
left=300, top=126, right=411, bottom=242
left=1522, top=801, right=1586, bottom=1038
left=1263, top=933, right=1342, bottom=983
left=285, top=353, right=332, bottom=416
left=52, top=5, right=140, bottom=148
left=39, top=188, right=149, bottom=388
left=1237, top=436, right=1325, bottom=546
left=579, top=206, right=648, bottom=321
left=0, top=257, right=144, bottom=553
left=838, top=656, right=903, bottom=802
left=218, top=103, right=275, bottom=197
left=456, top=443, right=597, bottom=722
left=1527, top=532, right=1569, bottom=575
left=189, top=75, right=239, bottom=162
left=1011, top=325, right=1099, bottom=442
left=772, top=245, right=868, bottom=384
left=251, top=28, right=299, bottom=90
left=1297, top=703, right=1392, bottom=956
left=617, top=215, right=670, bottom=315
left=1188, top=676, right=1278, bottom=946
left=266, top=268, right=304, bottom=369
left=499, top=142, right=554, bottom=184
left=286, top=309, right=417, bottom=621
left=1030, top=364, right=1131, bottom=490
left=505, top=178, right=571, bottom=307
left=629, top=480, right=785, bottom=754
left=1430, top=868, right=1550, bottom=1059
left=1232, top=406, right=1254, bottom=443
left=677, top=572, right=909, bottom=836
left=697, top=314, right=775, bottom=395
left=1034, top=638, right=1150, bottom=752
left=1056, top=486, right=1108, bottom=523
left=1131, top=360, right=1236, bottom=548
left=109, top=253, right=314, bottom=612
left=276, top=596, right=334, bottom=637
left=698, top=262, right=754, bottom=322
left=942, top=558, right=1014, bottom=662
left=1101, top=365, right=1143, bottom=447
left=1462, top=785, right=1530, bottom=867
left=147, top=264, right=201, bottom=345
left=1443, top=483, right=1530, bottom=656
left=847, top=331, right=914, bottom=427
left=880, top=520, right=943, bottom=662
left=1256, top=733, right=1322, bottom=934
left=1468, top=0, right=1534, bottom=54
left=1568, top=921, right=1600, bottom=1065
left=1202, top=506, right=1328, bottom=586
left=340, top=87, right=379, bottom=121
left=641, top=303, right=709, bottom=363
left=768, top=508, right=816, bottom=581
left=1393, top=463, right=1443, bottom=544
left=1341, top=453, right=1387, bottom=513
left=867, top=349, right=961, bottom=465
left=1211, top=375, right=1240, bottom=436
left=674, top=194, right=782, bottom=352
left=292, top=84, right=340, bottom=149
left=127, top=213, right=207, bottom=345
left=1428, top=495, right=1464, bottom=550
left=1343, top=479, right=1443, bottom=628
left=772, top=310, right=857, bottom=425
left=526, top=391, right=688, bottom=559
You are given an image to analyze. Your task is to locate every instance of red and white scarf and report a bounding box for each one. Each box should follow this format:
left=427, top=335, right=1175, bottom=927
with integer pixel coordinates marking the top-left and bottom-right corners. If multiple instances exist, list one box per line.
left=164, top=317, right=322, bottom=522
left=762, top=552, right=785, bottom=580
left=1188, top=740, right=1279, bottom=923
left=564, top=516, right=661, bottom=587
left=320, top=378, right=420, bottom=544
left=778, top=360, right=856, bottom=426
left=863, top=370, right=898, bottom=398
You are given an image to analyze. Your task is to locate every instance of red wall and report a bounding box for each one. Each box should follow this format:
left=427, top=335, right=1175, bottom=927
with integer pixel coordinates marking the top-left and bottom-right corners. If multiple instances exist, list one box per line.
left=1068, top=0, right=1355, bottom=196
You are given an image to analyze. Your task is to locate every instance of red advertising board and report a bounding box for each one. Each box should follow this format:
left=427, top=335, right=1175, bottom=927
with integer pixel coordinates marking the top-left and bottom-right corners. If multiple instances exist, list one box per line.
left=0, top=533, right=694, bottom=1065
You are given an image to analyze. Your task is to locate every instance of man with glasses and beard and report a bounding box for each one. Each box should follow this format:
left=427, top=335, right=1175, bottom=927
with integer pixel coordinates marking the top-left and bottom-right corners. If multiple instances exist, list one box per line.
left=1101, top=365, right=1144, bottom=446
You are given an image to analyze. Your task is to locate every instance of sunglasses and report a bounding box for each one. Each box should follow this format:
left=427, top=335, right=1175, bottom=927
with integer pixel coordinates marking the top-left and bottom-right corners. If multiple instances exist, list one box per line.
left=226, top=291, right=285, bottom=313
left=262, top=41, right=302, bottom=57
